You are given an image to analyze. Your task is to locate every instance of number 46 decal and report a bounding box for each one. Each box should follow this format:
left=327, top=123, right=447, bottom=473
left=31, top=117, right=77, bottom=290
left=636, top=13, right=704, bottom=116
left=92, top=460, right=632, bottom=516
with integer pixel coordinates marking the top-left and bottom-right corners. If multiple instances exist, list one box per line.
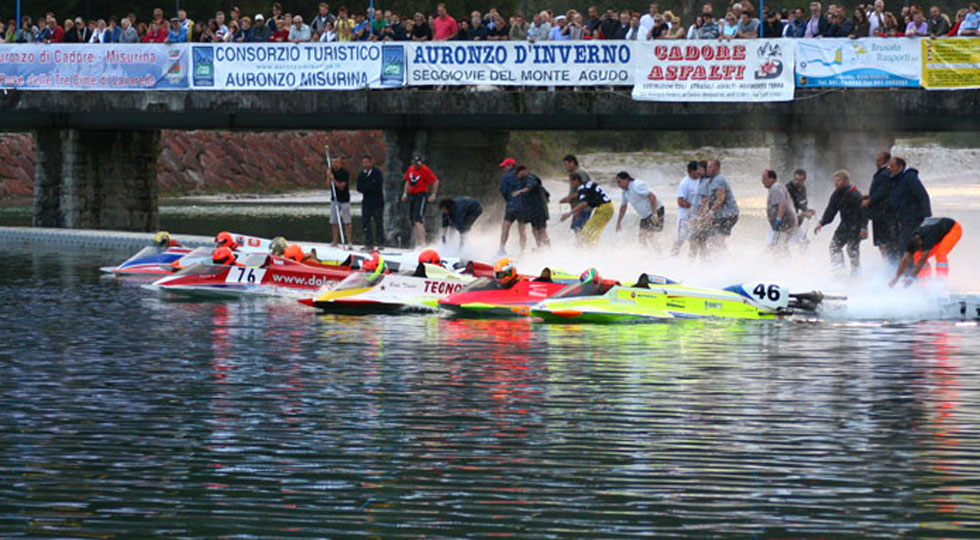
left=225, top=267, right=266, bottom=284
left=752, top=283, right=781, bottom=302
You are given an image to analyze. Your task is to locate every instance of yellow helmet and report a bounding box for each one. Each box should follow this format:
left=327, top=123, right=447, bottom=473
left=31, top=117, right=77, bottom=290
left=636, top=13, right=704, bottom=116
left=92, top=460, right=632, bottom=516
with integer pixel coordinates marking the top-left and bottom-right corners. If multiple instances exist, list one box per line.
left=153, top=231, right=171, bottom=248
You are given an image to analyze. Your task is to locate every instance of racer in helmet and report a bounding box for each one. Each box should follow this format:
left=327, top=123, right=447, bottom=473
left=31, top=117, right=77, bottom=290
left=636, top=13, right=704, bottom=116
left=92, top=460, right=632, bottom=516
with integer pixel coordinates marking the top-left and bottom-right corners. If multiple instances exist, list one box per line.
left=413, top=249, right=443, bottom=277
left=283, top=244, right=305, bottom=263
left=153, top=231, right=180, bottom=248
left=362, top=251, right=387, bottom=284
left=494, top=257, right=518, bottom=288
left=578, top=267, right=602, bottom=295
left=269, top=236, right=288, bottom=256
left=418, top=248, right=442, bottom=266
left=215, top=231, right=239, bottom=251
left=212, top=246, right=238, bottom=266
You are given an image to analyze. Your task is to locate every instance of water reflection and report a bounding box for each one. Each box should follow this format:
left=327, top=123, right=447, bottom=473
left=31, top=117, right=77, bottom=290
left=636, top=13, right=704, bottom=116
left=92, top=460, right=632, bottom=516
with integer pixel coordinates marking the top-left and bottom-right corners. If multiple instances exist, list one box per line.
left=2, top=245, right=980, bottom=537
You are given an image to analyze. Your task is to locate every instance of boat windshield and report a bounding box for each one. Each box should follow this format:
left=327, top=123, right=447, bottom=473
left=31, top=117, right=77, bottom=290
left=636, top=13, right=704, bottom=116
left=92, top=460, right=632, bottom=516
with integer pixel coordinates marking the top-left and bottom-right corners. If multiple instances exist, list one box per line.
left=457, top=277, right=504, bottom=293
left=550, top=280, right=615, bottom=299
left=333, top=271, right=383, bottom=291
left=240, top=252, right=270, bottom=267
left=171, top=262, right=225, bottom=277
left=123, top=246, right=163, bottom=262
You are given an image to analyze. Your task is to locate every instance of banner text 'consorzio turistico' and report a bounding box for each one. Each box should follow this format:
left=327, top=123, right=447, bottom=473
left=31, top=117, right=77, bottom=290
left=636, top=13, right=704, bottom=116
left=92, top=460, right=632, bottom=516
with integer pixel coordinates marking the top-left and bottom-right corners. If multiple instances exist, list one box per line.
left=410, top=43, right=631, bottom=65
left=214, top=44, right=381, bottom=63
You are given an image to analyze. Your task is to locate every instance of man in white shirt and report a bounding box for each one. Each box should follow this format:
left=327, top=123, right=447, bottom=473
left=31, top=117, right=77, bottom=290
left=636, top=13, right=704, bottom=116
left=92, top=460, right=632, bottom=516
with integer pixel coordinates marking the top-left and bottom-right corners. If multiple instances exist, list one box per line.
left=673, top=160, right=702, bottom=255
left=867, top=0, right=885, bottom=35
left=637, top=2, right=660, bottom=40
left=615, top=171, right=664, bottom=246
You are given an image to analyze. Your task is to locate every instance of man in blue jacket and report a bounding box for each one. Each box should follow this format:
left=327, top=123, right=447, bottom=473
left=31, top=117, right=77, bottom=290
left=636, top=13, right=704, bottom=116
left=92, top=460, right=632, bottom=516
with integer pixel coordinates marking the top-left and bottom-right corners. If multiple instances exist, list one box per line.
left=886, top=156, right=931, bottom=249
left=863, top=151, right=900, bottom=262
left=497, top=158, right=526, bottom=255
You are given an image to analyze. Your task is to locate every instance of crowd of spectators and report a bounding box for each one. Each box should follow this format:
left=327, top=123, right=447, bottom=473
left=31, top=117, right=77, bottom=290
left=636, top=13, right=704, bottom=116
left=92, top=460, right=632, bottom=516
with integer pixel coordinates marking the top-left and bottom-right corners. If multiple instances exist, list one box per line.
left=3, top=1, right=978, bottom=44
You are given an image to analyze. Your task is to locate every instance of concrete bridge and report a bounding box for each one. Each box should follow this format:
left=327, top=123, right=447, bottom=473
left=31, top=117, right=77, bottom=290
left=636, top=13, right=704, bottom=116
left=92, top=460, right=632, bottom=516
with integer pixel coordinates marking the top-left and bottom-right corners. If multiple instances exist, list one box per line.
left=2, top=88, right=978, bottom=235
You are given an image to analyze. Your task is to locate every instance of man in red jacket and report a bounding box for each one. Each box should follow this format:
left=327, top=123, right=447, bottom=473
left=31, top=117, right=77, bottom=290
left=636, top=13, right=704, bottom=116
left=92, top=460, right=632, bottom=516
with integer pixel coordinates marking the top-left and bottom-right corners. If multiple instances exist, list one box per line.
left=401, top=153, right=440, bottom=247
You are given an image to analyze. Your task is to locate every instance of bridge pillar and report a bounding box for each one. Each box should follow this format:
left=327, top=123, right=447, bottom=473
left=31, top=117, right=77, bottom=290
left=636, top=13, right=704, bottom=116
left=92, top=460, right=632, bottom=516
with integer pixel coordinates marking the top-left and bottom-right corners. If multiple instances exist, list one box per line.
left=33, top=128, right=160, bottom=231
left=383, top=129, right=510, bottom=248
left=768, top=131, right=894, bottom=193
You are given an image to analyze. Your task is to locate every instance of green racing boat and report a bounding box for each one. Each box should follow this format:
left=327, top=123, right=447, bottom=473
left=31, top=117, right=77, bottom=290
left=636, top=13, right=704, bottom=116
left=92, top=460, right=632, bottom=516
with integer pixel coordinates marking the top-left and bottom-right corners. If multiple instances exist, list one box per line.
left=529, top=273, right=827, bottom=323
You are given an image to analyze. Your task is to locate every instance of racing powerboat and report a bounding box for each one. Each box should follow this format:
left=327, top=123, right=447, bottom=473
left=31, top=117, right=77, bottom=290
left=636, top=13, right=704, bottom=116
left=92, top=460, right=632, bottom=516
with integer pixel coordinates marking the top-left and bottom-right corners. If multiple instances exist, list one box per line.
left=529, top=274, right=824, bottom=323
left=100, top=245, right=193, bottom=276
left=302, top=263, right=477, bottom=314
left=437, top=268, right=580, bottom=318
left=148, top=252, right=354, bottom=299
left=103, top=232, right=273, bottom=276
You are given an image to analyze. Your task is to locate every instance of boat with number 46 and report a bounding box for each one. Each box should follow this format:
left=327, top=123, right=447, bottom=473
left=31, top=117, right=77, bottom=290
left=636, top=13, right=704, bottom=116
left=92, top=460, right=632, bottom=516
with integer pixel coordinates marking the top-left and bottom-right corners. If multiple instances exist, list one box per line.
left=529, top=274, right=828, bottom=323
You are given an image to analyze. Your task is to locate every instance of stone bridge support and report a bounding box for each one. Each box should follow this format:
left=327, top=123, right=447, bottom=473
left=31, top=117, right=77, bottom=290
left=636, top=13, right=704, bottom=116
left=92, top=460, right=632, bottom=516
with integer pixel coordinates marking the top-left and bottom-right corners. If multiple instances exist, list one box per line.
left=768, top=131, right=895, bottom=197
left=33, top=129, right=160, bottom=231
left=383, top=129, right=510, bottom=248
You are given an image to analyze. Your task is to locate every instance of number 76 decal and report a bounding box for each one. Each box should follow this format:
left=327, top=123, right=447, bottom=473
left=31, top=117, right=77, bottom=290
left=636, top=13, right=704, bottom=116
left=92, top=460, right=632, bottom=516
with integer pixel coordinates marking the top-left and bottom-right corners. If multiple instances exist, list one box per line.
left=225, top=267, right=266, bottom=284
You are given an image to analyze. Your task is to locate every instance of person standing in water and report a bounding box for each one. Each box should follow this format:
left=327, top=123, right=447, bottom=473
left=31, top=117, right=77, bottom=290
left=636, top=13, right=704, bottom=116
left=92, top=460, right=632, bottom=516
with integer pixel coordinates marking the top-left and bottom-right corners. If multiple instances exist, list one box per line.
left=814, top=170, right=868, bottom=273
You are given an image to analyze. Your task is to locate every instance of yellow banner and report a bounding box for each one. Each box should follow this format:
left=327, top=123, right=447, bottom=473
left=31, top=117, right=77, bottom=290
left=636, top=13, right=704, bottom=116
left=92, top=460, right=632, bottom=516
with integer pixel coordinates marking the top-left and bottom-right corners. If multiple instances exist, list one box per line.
left=922, top=38, right=980, bottom=89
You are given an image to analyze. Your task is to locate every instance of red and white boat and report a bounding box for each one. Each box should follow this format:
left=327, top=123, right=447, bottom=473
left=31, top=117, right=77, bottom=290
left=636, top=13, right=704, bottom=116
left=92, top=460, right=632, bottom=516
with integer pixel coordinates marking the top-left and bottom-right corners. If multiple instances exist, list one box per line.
left=148, top=252, right=355, bottom=299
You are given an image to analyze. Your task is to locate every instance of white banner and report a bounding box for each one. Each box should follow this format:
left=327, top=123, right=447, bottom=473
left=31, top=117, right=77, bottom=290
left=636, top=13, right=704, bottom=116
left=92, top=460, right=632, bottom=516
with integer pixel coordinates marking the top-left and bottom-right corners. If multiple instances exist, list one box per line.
left=406, top=42, right=634, bottom=86
left=796, top=38, right=920, bottom=87
left=631, top=39, right=794, bottom=102
left=189, top=42, right=405, bottom=90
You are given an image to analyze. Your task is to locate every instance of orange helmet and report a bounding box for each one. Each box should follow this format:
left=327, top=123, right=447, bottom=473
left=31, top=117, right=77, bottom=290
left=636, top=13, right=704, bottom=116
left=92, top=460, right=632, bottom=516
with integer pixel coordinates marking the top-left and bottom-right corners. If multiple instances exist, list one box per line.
left=362, top=251, right=383, bottom=272
left=215, top=231, right=238, bottom=251
left=494, top=257, right=517, bottom=285
left=418, top=248, right=441, bottom=266
left=212, top=246, right=236, bottom=265
left=283, top=244, right=305, bottom=262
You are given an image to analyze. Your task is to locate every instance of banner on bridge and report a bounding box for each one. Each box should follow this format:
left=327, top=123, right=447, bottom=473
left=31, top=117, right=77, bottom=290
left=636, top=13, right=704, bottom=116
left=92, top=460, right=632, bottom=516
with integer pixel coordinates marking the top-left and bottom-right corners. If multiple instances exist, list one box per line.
left=631, top=39, right=794, bottom=102
left=188, top=43, right=404, bottom=90
left=795, top=38, right=920, bottom=87
left=921, top=38, right=980, bottom=90
left=405, top=42, right=633, bottom=86
left=0, top=44, right=187, bottom=90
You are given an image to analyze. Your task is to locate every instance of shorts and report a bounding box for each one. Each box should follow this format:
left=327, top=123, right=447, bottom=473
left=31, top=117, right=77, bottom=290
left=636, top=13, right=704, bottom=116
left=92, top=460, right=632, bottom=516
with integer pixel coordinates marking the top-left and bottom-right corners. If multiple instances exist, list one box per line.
left=504, top=207, right=521, bottom=223
left=676, top=218, right=691, bottom=242
left=408, top=192, right=428, bottom=224
left=639, top=207, right=666, bottom=232
left=520, top=213, right=548, bottom=230
left=712, top=214, right=738, bottom=236
left=459, top=206, right=483, bottom=233
left=329, top=202, right=351, bottom=225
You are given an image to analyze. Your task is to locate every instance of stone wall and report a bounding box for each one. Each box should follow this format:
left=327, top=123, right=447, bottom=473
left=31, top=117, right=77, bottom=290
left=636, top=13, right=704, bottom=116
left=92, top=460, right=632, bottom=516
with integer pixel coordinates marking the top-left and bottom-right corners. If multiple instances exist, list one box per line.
left=0, top=130, right=386, bottom=200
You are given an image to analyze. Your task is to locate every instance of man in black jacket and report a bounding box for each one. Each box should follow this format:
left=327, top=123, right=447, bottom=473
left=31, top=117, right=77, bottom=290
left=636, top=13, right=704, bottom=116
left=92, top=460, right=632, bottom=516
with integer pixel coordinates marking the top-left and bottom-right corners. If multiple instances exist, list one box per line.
left=356, top=155, right=385, bottom=248
left=815, top=170, right=868, bottom=273
left=887, top=156, right=932, bottom=249
left=863, top=151, right=899, bottom=262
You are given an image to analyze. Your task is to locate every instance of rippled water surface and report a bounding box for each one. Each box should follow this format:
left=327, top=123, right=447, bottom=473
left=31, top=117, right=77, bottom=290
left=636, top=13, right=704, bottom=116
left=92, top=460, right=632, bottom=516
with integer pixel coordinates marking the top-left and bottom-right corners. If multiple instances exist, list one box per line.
left=2, top=245, right=980, bottom=538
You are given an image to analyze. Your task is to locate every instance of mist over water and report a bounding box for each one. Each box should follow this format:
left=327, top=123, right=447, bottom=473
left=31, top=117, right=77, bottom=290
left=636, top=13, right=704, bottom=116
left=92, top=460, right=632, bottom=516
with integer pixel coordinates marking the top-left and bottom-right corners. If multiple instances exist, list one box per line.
left=442, top=140, right=980, bottom=321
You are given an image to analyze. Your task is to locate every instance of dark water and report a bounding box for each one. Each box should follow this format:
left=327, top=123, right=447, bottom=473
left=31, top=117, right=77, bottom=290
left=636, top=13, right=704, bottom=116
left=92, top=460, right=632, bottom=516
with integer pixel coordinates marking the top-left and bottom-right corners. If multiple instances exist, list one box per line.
left=2, top=244, right=980, bottom=538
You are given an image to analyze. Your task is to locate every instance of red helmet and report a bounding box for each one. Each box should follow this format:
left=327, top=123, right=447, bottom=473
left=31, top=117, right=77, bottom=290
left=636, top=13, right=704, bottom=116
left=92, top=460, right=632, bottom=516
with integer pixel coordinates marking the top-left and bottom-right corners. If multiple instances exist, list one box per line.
left=418, top=248, right=441, bottom=266
left=212, top=246, right=236, bottom=265
left=283, top=244, right=304, bottom=262
left=362, top=251, right=383, bottom=272
left=215, top=231, right=238, bottom=251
